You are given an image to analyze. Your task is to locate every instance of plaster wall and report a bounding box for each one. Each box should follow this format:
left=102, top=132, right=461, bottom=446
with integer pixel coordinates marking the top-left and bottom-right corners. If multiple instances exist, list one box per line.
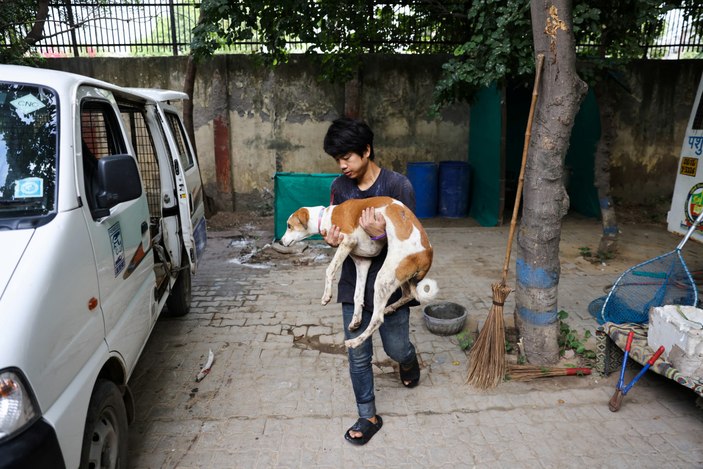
left=42, top=56, right=703, bottom=216
left=44, top=54, right=468, bottom=212
left=612, top=60, right=703, bottom=211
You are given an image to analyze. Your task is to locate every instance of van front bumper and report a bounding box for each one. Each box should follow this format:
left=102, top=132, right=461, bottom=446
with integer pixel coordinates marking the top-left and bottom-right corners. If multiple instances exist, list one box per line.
left=0, top=418, right=65, bottom=469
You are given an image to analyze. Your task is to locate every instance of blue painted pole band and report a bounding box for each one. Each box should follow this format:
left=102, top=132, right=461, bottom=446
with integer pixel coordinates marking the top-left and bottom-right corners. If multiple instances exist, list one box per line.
left=517, top=306, right=558, bottom=325
left=516, top=258, right=558, bottom=289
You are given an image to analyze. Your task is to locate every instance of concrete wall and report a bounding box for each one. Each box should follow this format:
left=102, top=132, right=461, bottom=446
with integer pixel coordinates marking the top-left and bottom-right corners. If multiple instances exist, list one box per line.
left=612, top=60, right=703, bottom=212
left=44, top=55, right=469, bottom=212
left=42, top=56, right=703, bottom=216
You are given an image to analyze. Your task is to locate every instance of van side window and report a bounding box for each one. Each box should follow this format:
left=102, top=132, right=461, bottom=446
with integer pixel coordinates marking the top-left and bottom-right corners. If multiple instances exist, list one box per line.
left=81, top=102, right=126, bottom=158
left=120, top=105, right=161, bottom=220
left=80, top=100, right=127, bottom=212
left=165, top=112, right=194, bottom=170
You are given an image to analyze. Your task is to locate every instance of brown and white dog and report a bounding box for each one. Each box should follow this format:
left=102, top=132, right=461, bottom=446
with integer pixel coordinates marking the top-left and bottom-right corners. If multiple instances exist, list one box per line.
left=280, top=196, right=438, bottom=349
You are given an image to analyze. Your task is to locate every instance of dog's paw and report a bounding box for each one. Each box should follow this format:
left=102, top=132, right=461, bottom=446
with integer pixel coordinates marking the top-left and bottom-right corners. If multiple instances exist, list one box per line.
left=348, top=320, right=361, bottom=332
left=383, top=305, right=396, bottom=315
left=321, top=295, right=331, bottom=306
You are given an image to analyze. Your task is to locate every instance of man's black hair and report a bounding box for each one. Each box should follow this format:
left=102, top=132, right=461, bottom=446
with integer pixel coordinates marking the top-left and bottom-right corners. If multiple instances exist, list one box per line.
left=323, top=117, right=375, bottom=161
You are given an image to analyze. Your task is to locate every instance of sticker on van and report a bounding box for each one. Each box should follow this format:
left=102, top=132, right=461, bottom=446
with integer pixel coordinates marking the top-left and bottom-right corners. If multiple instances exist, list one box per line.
left=10, top=94, right=46, bottom=114
left=14, top=177, right=43, bottom=198
left=109, top=222, right=126, bottom=276
left=687, top=135, right=703, bottom=156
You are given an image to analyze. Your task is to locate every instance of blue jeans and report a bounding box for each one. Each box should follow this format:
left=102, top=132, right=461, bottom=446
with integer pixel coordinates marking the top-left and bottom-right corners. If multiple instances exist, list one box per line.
left=342, top=302, right=416, bottom=419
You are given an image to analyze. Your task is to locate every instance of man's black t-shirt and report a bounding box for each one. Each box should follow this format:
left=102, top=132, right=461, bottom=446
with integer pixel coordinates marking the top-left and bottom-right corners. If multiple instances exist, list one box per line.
left=330, top=168, right=416, bottom=310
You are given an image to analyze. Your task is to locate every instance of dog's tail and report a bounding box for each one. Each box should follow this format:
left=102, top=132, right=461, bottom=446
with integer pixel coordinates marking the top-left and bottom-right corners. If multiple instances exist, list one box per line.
left=414, top=278, right=439, bottom=303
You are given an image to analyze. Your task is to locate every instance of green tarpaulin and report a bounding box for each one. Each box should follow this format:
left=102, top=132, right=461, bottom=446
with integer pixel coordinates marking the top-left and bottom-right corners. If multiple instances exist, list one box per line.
left=274, top=172, right=338, bottom=240
left=469, top=84, right=503, bottom=227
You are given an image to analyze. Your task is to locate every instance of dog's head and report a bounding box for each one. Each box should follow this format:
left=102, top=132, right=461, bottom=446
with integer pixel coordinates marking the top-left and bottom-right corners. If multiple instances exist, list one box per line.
left=280, top=207, right=317, bottom=246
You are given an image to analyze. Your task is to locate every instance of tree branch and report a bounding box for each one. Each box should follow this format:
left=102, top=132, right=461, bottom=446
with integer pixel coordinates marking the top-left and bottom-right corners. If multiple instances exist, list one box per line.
left=24, top=0, right=49, bottom=46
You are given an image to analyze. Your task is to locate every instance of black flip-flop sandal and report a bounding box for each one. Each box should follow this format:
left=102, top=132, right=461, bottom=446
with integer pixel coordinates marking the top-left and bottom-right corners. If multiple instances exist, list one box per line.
left=344, top=415, right=383, bottom=446
left=400, top=356, right=420, bottom=388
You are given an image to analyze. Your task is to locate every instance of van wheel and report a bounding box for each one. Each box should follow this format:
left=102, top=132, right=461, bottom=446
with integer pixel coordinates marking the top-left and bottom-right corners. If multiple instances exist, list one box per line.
left=80, top=379, right=128, bottom=469
left=165, top=265, right=191, bottom=317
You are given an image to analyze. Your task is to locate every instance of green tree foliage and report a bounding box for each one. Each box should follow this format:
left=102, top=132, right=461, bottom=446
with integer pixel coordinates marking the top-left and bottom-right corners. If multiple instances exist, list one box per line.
left=433, top=1, right=702, bottom=110
left=572, top=1, right=685, bottom=81
left=0, top=0, right=48, bottom=64
left=1, top=0, right=125, bottom=63
left=192, top=1, right=700, bottom=108
left=431, top=0, right=533, bottom=112
left=191, top=0, right=469, bottom=83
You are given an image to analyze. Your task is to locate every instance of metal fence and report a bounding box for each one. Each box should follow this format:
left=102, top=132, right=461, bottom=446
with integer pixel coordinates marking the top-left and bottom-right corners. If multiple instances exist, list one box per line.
left=13, top=1, right=703, bottom=59
left=647, top=7, right=703, bottom=59
left=34, top=1, right=199, bottom=57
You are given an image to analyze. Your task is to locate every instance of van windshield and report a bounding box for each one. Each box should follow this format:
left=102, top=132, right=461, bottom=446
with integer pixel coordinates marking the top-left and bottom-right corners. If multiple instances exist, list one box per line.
left=0, top=82, right=58, bottom=222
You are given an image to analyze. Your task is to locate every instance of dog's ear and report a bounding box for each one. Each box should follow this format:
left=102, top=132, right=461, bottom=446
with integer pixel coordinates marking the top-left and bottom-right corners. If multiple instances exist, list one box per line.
left=295, top=208, right=310, bottom=227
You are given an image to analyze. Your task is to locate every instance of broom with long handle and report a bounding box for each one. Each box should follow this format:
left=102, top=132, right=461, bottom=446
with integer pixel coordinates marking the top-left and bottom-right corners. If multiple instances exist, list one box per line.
left=507, top=364, right=592, bottom=381
left=467, top=54, right=545, bottom=389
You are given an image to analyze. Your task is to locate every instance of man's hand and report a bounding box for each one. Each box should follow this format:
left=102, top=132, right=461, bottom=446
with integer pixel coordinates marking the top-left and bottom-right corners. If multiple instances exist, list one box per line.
left=321, top=225, right=344, bottom=247
left=360, top=207, right=386, bottom=239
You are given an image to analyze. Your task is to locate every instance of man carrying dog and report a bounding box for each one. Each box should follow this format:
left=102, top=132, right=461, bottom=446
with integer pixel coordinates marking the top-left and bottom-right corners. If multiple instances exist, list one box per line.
left=321, top=117, right=421, bottom=445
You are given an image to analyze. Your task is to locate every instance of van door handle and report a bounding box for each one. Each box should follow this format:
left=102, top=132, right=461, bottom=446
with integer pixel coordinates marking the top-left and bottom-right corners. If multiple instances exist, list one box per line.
left=141, top=221, right=148, bottom=234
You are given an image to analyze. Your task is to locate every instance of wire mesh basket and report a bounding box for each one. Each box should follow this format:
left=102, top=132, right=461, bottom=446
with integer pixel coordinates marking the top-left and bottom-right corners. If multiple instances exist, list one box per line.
left=599, top=212, right=703, bottom=324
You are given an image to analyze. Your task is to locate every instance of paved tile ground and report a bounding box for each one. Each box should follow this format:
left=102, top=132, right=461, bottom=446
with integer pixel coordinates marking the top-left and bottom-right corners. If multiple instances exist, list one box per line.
left=127, top=215, right=703, bottom=468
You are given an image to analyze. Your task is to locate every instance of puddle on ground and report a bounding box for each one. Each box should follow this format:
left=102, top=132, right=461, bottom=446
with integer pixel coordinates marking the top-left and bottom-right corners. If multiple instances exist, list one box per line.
left=293, top=334, right=346, bottom=355
left=228, top=238, right=251, bottom=249
left=228, top=258, right=272, bottom=269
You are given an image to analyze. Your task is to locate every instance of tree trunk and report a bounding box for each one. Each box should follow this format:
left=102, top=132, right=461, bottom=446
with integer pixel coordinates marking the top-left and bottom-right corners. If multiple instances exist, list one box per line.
left=183, top=54, right=197, bottom=156
left=26, top=1, right=49, bottom=47
left=183, top=10, right=216, bottom=217
left=516, top=0, right=587, bottom=364
left=593, top=78, right=619, bottom=257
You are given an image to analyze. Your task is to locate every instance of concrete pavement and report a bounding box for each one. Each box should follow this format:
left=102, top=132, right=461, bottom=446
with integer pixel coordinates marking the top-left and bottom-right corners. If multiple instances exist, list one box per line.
left=127, top=215, right=703, bottom=468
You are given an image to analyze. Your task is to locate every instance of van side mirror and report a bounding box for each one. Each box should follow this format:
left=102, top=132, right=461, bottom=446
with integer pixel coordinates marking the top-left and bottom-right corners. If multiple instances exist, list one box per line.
left=93, top=154, right=143, bottom=218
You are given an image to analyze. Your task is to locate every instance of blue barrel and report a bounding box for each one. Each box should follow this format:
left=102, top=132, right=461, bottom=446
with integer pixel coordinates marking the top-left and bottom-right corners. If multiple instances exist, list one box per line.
left=439, top=161, right=471, bottom=218
left=406, top=162, right=438, bottom=218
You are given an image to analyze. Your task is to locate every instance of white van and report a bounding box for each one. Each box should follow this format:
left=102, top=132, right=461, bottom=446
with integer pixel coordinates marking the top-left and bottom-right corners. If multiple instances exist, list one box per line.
left=0, top=65, right=207, bottom=468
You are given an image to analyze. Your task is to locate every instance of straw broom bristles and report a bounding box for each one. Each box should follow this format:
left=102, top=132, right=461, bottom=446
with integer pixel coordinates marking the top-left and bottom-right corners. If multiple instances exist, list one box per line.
left=466, top=281, right=511, bottom=389
left=507, top=364, right=592, bottom=381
